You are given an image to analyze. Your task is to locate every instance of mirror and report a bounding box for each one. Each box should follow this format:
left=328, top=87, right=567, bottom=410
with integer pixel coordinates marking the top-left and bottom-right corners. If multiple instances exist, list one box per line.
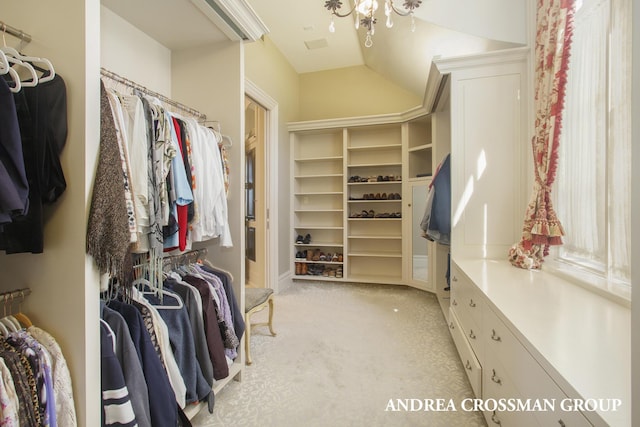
left=412, top=183, right=429, bottom=282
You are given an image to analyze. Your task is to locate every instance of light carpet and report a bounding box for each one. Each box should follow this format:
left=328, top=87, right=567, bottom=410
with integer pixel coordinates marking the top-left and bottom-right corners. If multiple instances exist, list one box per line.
left=191, top=281, right=486, bottom=427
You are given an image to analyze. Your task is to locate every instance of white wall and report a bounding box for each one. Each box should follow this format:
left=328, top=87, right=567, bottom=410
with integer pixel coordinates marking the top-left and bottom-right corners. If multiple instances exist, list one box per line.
left=0, top=1, right=101, bottom=425
left=418, top=0, right=528, bottom=44
left=101, top=6, right=172, bottom=95
left=632, top=1, right=639, bottom=424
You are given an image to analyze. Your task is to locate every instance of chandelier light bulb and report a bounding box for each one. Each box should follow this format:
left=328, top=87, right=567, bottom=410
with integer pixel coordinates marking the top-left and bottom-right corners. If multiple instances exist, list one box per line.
left=324, top=0, right=422, bottom=47
left=365, top=33, right=373, bottom=48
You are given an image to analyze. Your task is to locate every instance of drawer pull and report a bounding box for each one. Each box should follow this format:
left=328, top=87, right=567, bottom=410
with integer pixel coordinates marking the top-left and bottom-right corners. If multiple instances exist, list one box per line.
left=558, top=420, right=566, bottom=427
left=468, top=330, right=476, bottom=339
left=469, top=299, right=476, bottom=308
left=452, top=299, right=458, bottom=306
left=491, top=329, right=502, bottom=342
left=452, top=276, right=458, bottom=282
left=449, top=322, right=455, bottom=330
left=491, top=369, right=502, bottom=385
left=491, top=411, right=502, bottom=425
left=465, top=360, right=472, bottom=370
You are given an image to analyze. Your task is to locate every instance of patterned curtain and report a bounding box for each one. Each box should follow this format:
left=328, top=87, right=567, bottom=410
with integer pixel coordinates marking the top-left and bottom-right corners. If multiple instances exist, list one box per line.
left=508, top=0, right=577, bottom=269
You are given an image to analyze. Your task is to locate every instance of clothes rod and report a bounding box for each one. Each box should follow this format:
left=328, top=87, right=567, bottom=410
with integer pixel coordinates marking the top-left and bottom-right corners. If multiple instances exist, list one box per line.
left=100, top=68, right=207, bottom=121
left=0, top=21, right=32, bottom=44
left=0, top=287, right=31, bottom=304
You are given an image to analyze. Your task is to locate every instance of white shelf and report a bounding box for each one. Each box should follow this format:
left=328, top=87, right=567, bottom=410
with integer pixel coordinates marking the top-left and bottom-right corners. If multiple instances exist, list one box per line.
left=295, top=209, right=343, bottom=213
left=294, top=226, right=344, bottom=230
left=347, top=218, right=402, bottom=221
left=348, top=144, right=401, bottom=151
left=348, top=235, right=402, bottom=240
left=347, top=181, right=402, bottom=185
left=348, top=251, right=402, bottom=258
left=408, top=143, right=433, bottom=152
left=295, top=174, right=343, bottom=179
left=348, top=199, right=402, bottom=203
left=295, top=156, right=343, bottom=162
left=347, top=162, right=402, bottom=168
left=294, top=242, right=344, bottom=247
left=294, top=192, right=342, bottom=196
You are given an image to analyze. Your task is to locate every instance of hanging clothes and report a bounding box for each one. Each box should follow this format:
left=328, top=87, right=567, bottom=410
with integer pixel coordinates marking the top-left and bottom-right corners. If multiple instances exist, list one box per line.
left=0, top=72, right=68, bottom=254
left=421, top=153, right=451, bottom=245
left=100, top=320, right=137, bottom=427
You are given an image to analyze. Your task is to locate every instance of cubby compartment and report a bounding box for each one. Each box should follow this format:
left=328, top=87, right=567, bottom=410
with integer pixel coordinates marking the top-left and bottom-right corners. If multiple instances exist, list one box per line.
left=348, top=237, right=402, bottom=256
left=294, top=193, right=343, bottom=210
left=348, top=217, right=402, bottom=237
left=294, top=211, right=343, bottom=228
left=347, top=256, right=402, bottom=283
left=293, top=130, right=343, bottom=159
left=294, top=158, right=343, bottom=176
left=348, top=125, right=401, bottom=149
left=295, top=175, right=343, bottom=194
left=348, top=146, right=402, bottom=166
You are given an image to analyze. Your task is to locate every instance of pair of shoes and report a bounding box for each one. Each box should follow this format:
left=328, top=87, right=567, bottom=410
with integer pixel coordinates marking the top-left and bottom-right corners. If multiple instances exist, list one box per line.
left=388, top=193, right=401, bottom=200
left=336, top=266, right=343, bottom=278
left=295, top=262, right=309, bottom=275
left=296, top=234, right=312, bottom=244
left=295, top=250, right=307, bottom=260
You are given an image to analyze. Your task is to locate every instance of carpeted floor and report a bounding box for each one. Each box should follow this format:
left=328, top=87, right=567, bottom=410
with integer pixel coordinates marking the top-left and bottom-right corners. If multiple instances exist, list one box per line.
left=191, top=281, right=486, bottom=427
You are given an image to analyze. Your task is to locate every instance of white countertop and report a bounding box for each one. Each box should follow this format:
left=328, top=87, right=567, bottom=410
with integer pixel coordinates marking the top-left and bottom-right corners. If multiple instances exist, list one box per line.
left=454, top=258, right=631, bottom=427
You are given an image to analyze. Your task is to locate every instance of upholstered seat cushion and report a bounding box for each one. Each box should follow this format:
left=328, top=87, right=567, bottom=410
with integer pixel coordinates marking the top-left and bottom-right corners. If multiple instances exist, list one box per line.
left=245, top=288, right=274, bottom=312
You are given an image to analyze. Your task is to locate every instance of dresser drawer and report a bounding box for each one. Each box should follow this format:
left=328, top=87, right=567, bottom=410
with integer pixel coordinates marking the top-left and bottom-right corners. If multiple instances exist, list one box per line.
left=448, top=307, right=482, bottom=397
left=483, top=305, right=593, bottom=427
left=451, top=263, right=484, bottom=362
left=482, top=359, right=539, bottom=427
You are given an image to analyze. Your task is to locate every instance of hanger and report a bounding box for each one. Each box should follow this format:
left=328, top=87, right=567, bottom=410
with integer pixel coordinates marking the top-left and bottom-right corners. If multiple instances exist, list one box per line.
left=13, top=290, right=32, bottom=328
left=5, top=67, right=22, bottom=93
left=0, top=49, right=8, bottom=75
left=1, top=27, right=38, bottom=87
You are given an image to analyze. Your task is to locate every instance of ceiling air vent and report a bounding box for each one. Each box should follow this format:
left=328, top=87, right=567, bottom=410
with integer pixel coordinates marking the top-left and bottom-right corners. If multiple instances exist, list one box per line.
left=190, top=0, right=269, bottom=42
left=304, top=39, right=329, bottom=50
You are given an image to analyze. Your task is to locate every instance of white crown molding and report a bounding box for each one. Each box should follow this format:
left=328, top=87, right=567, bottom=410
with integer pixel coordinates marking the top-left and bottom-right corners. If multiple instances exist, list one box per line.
left=191, top=0, right=269, bottom=42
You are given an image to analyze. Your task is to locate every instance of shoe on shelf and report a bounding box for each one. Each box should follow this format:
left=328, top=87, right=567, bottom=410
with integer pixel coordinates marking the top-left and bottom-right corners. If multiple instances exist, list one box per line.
left=295, top=262, right=302, bottom=275
left=296, top=234, right=304, bottom=244
left=295, top=251, right=304, bottom=259
left=303, top=233, right=311, bottom=244
left=301, top=263, right=308, bottom=275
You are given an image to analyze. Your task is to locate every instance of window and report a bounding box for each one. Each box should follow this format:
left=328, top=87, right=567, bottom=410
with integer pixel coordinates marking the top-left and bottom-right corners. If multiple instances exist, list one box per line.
left=553, top=0, right=631, bottom=296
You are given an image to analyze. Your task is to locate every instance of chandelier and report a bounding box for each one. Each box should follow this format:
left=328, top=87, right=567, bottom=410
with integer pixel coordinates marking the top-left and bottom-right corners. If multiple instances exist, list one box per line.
left=324, top=0, right=423, bottom=47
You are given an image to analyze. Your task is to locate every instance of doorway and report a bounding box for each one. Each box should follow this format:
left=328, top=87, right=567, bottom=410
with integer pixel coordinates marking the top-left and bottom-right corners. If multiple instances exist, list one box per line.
left=245, top=96, right=267, bottom=289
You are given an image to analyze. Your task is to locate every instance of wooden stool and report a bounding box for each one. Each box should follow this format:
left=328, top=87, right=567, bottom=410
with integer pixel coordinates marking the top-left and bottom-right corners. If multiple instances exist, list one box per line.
left=244, top=287, right=276, bottom=365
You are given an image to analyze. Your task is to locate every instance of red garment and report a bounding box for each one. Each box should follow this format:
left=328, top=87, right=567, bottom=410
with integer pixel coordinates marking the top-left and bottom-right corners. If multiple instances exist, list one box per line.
left=172, top=117, right=188, bottom=251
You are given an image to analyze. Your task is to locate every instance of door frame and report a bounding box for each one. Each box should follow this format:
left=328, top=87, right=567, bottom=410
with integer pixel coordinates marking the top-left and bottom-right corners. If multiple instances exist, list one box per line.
left=245, top=79, right=279, bottom=292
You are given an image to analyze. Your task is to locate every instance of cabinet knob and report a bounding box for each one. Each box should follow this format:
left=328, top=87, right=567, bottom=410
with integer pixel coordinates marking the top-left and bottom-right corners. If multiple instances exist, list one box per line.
left=465, top=360, right=472, bottom=370
left=452, top=276, right=458, bottom=282
left=469, top=330, right=476, bottom=340
left=558, top=421, right=566, bottom=427
left=491, top=369, right=502, bottom=385
left=469, top=299, right=476, bottom=308
left=449, top=322, right=455, bottom=330
left=491, top=329, right=502, bottom=342
left=491, top=411, right=502, bottom=425
left=452, top=299, right=458, bottom=306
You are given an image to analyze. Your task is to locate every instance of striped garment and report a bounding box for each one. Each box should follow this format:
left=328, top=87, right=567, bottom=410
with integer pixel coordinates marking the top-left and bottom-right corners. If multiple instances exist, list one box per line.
left=101, top=321, right=137, bottom=427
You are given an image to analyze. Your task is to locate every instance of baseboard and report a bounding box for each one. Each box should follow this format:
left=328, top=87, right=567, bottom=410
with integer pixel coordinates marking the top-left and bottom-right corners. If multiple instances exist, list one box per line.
left=278, top=271, right=293, bottom=293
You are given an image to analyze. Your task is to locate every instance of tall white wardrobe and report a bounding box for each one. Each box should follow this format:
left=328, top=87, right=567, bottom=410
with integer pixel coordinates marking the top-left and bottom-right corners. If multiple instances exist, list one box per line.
left=0, top=1, right=257, bottom=424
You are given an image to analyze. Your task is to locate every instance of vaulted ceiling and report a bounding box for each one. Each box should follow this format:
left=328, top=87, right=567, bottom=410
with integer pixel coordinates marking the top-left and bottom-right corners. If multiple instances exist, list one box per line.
left=101, top=0, right=529, bottom=98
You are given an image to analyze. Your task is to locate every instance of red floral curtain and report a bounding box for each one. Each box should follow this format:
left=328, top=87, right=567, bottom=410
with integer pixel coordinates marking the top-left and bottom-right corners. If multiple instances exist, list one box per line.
left=509, top=0, right=576, bottom=269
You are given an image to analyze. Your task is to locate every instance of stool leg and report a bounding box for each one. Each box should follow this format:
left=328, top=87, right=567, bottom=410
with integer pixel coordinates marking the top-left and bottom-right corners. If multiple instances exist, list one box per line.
left=268, top=297, right=276, bottom=336
left=245, top=319, right=252, bottom=365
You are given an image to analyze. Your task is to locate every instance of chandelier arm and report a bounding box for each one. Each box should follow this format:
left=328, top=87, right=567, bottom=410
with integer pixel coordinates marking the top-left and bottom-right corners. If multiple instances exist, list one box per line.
left=388, top=3, right=413, bottom=17
left=331, top=7, right=357, bottom=18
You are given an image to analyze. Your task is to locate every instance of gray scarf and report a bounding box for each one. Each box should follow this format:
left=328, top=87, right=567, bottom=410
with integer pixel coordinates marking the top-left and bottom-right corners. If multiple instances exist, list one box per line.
left=86, top=82, right=132, bottom=285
